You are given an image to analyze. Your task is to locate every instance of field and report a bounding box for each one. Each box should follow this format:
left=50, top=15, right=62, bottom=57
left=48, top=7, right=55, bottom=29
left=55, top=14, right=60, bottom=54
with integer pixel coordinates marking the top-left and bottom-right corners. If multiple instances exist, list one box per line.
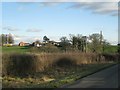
left=1, top=46, right=119, bottom=88
left=103, top=45, right=118, bottom=54
left=1, top=46, right=29, bottom=53
left=1, top=45, right=118, bottom=53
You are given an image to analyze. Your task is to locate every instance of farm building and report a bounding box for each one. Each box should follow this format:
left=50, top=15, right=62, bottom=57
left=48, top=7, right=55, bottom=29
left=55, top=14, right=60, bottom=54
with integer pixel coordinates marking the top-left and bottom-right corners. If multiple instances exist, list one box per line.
left=19, top=42, right=30, bottom=46
left=31, top=42, right=42, bottom=47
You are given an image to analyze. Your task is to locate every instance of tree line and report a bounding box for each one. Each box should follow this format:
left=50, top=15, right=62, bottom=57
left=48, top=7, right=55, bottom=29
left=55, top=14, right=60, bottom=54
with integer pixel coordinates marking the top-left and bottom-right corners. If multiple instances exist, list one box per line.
left=0, top=32, right=112, bottom=53
left=33, top=32, right=110, bottom=53
left=0, top=33, right=14, bottom=45
left=59, top=33, right=109, bottom=53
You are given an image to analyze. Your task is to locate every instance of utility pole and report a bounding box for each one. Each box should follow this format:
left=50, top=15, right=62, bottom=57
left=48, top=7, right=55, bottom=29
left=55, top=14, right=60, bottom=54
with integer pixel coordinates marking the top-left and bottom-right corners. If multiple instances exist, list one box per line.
left=100, top=31, right=102, bottom=45
left=6, top=34, right=8, bottom=44
left=100, top=31, right=104, bottom=53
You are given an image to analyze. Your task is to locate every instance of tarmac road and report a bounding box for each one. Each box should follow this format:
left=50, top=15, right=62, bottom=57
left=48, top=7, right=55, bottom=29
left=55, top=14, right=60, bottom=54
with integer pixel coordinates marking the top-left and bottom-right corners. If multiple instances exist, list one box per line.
left=62, top=64, right=120, bottom=88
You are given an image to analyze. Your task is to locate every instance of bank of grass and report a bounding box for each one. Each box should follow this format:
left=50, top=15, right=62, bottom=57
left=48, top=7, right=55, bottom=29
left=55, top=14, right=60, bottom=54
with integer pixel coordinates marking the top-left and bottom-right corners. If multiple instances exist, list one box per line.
left=103, top=45, right=118, bottom=54
left=1, top=46, right=29, bottom=53
left=2, top=52, right=119, bottom=88
left=2, top=63, right=117, bottom=88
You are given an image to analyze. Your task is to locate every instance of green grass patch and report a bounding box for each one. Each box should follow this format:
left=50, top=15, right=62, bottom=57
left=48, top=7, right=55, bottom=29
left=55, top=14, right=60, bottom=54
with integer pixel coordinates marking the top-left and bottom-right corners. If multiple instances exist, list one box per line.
left=103, top=45, right=118, bottom=54
left=1, top=46, right=30, bottom=53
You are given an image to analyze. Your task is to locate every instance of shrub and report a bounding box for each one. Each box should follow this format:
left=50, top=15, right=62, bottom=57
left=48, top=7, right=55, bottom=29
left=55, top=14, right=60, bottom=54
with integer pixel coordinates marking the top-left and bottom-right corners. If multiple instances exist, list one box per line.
left=2, top=53, right=47, bottom=76
left=29, top=43, right=60, bottom=53
left=54, top=57, right=76, bottom=67
left=2, top=52, right=118, bottom=77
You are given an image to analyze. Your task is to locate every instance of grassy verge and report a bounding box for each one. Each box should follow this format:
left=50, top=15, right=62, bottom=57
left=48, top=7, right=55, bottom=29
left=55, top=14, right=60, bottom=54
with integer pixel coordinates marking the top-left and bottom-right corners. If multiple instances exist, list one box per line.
left=2, top=52, right=119, bottom=88
left=2, top=62, right=117, bottom=88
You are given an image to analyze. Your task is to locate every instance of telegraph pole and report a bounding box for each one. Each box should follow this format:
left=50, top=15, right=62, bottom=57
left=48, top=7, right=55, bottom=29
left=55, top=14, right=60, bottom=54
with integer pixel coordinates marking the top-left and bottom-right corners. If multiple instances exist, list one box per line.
left=6, top=34, right=8, bottom=44
left=100, top=31, right=102, bottom=45
left=100, top=31, right=104, bottom=53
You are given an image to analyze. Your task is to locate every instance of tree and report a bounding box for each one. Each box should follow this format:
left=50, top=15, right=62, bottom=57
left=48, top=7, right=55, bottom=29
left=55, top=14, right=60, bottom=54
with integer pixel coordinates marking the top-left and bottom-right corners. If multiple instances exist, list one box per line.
left=59, top=36, right=70, bottom=52
left=89, top=33, right=103, bottom=53
left=69, top=34, right=78, bottom=49
left=8, top=33, right=14, bottom=44
left=0, top=34, right=14, bottom=45
left=43, top=36, right=50, bottom=43
left=102, top=40, right=110, bottom=52
left=69, top=34, right=87, bottom=52
left=0, top=34, right=6, bottom=45
left=81, top=36, right=87, bottom=52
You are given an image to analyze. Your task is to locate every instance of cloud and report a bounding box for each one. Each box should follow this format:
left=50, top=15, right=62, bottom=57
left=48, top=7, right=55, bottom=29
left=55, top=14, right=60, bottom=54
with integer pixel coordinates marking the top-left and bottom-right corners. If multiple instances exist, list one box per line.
left=39, top=2, right=61, bottom=6
left=15, top=1, right=119, bottom=16
left=2, top=26, right=19, bottom=31
left=44, top=0, right=119, bottom=2
left=18, top=0, right=36, bottom=2
left=18, top=6, right=25, bottom=11
left=109, top=40, right=118, bottom=45
left=3, top=0, right=119, bottom=2
left=11, top=34, right=32, bottom=43
left=67, top=2, right=118, bottom=16
left=17, top=36, right=41, bottom=43
left=26, top=28, right=42, bottom=32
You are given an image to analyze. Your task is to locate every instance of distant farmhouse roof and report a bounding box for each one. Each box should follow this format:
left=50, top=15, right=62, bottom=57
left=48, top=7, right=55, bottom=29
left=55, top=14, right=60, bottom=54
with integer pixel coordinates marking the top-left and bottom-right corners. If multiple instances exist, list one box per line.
left=19, top=42, right=30, bottom=46
left=32, top=42, right=42, bottom=47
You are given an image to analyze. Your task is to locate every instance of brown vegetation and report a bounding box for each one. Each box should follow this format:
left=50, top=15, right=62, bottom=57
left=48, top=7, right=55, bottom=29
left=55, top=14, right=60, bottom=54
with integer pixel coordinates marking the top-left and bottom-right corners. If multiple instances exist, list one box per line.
left=2, top=52, right=119, bottom=77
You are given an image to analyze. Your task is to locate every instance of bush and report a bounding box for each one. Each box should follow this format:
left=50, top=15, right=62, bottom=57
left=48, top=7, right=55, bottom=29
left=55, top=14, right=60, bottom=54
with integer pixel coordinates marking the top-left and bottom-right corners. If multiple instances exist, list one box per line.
left=54, top=57, right=76, bottom=67
left=2, top=52, right=118, bottom=77
left=29, top=43, right=60, bottom=53
left=2, top=53, right=47, bottom=76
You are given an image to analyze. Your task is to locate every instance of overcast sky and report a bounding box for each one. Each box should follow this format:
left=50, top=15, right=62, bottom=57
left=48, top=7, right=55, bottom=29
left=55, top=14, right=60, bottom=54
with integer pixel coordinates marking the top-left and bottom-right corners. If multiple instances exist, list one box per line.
left=1, top=0, right=119, bottom=45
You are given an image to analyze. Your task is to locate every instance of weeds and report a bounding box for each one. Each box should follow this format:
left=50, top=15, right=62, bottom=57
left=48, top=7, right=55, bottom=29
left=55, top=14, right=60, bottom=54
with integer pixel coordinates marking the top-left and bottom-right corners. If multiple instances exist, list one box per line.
left=2, top=52, right=118, bottom=77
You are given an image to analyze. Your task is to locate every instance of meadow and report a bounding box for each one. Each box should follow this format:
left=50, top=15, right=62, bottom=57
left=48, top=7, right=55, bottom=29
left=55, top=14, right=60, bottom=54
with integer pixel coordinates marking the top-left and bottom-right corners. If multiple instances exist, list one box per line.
left=1, top=45, right=119, bottom=88
left=1, top=44, right=118, bottom=54
left=1, top=46, right=29, bottom=53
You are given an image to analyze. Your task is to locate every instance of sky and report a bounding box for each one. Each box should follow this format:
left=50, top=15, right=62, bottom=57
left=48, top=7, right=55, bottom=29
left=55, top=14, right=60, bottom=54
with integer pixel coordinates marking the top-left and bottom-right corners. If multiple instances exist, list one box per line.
left=1, top=0, right=119, bottom=45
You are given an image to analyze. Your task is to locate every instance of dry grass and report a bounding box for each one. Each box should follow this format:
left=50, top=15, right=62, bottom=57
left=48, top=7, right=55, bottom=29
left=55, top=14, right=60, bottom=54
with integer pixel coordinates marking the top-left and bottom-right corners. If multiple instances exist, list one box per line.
left=2, top=52, right=119, bottom=77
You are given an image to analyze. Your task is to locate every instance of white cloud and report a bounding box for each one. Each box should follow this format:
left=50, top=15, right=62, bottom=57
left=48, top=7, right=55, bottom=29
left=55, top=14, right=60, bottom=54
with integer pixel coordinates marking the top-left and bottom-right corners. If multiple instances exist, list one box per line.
left=67, top=2, right=118, bottom=16
left=8, top=1, right=119, bottom=16
left=39, top=2, right=61, bottom=6
left=39, top=2, right=118, bottom=16
left=18, top=0, right=36, bottom=2
left=3, top=0, right=119, bottom=2
left=12, top=34, right=41, bottom=44
left=109, top=40, right=118, bottom=45
left=44, top=0, right=119, bottom=2
left=2, top=26, right=19, bottom=31
left=18, top=6, right=25, bottom=11
left=26, top=28, right=42, bottom=32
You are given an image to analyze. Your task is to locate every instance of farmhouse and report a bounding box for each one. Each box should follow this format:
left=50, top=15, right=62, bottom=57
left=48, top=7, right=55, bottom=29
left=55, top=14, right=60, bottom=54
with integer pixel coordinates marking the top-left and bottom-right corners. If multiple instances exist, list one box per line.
left=31, top=42, right=42, bottom=47
left=48, top=41, right=60, bottom=46
left=19, top=42, right=30, bottom=46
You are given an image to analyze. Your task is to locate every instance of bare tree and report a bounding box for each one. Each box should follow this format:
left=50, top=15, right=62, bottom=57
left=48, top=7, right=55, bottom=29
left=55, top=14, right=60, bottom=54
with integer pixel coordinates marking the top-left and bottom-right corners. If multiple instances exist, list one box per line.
left=69, top=34, right=87, bottom=52
left=89, top=33, right=103, bottom=53
left=0, top=34, right=14, bottom=45
left=8, top=33, right=14, bottom=44
left=59, top=36, right=70, bottom=52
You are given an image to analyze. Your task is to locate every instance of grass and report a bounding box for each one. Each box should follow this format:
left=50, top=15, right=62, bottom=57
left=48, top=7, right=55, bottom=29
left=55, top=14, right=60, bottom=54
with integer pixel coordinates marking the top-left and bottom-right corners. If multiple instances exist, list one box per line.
left=1, top=46, right=29, bottom=53
left=2, top=63, right=117, bottom=88
left=103, top=45, right=118, bottom=54
left=1, top=45, right=118, bottom=54
left=2, top=52, right=119, bottom=88
left=1, top=45, right=119, bottom=88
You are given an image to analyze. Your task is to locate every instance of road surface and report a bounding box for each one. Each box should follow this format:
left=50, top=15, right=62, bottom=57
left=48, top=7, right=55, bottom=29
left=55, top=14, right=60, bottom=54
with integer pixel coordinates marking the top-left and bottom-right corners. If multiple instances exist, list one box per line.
left=61, top=64, right=120, bottom=88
